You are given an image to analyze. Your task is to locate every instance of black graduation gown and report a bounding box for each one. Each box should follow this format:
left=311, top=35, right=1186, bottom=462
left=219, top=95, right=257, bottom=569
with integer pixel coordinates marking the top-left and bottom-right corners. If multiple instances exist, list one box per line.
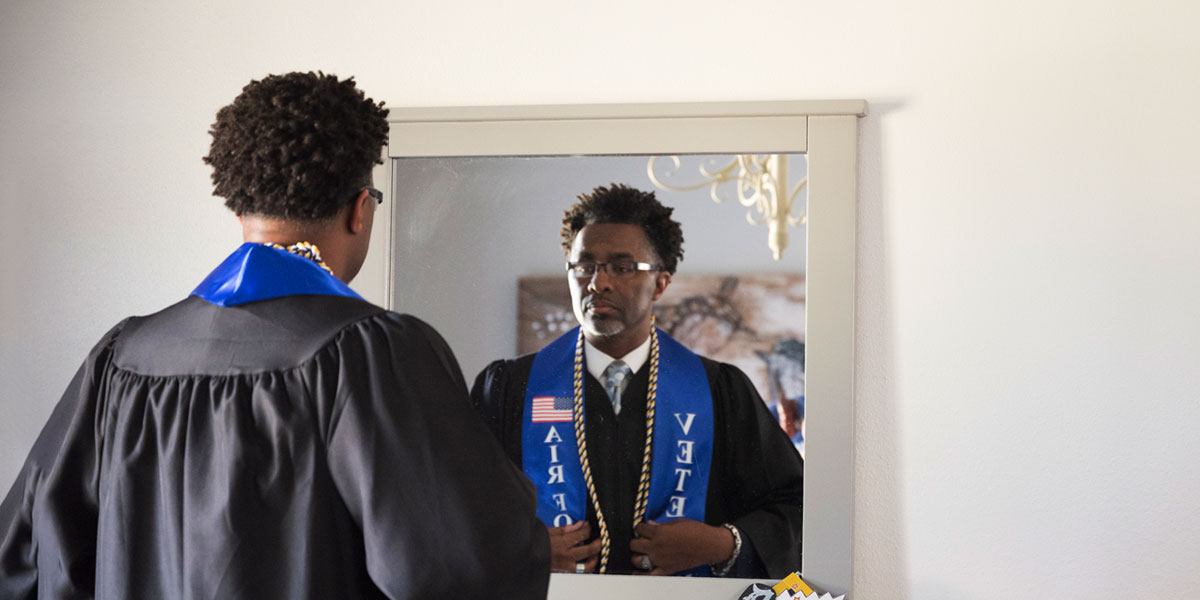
left=0, top=294, right=550, bottom=599
left=470, top=352, right=804, bottom=578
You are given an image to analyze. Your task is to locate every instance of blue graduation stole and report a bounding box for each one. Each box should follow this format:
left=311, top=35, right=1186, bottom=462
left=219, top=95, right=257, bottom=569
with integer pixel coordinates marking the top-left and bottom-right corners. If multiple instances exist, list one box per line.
left=521, top=327, right=714, bottom=575
left=190, top=242, right=364, bottom=307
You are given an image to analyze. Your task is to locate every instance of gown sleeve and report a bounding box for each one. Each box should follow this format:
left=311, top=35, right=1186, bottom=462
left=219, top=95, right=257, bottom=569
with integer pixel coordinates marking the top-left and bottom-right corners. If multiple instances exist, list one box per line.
left=468, top=358, right=529, bottom=466
left=469, top=359, right=509, bottom=445
left=0, top=321, right=126, bottom=600
left=710, top=361, right=805, bottom=579
left=322, top=315, right=549, bottom=599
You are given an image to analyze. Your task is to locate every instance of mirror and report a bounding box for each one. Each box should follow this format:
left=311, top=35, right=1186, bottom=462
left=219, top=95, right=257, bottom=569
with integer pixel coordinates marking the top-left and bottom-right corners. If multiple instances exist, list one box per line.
left=378, top=102, right=862, bottom=598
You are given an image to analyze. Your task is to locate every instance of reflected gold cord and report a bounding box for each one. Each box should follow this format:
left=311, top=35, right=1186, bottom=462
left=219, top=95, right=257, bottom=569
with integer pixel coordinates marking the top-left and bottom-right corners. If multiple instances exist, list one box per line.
left=572, top=321, right=659, bottom=573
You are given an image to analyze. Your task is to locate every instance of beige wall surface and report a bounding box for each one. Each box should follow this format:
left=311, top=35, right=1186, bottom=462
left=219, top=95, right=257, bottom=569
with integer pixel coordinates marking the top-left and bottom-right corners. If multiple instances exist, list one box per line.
left=2, top=1, right=1199, bottom=599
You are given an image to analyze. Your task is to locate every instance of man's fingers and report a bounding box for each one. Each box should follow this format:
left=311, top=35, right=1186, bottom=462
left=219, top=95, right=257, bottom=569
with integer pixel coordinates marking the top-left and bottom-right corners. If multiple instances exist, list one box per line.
left=548, top=522, right=595, bottom=573
left=561, top=522, right=592, bottom=545
left=567, top=538, right=602, bottom=561
left=634, top=520, right=658, bottom=539
left=551, top=553, right=579, bottom=573
left=549, top=521, right=592, bottom=546
left=564, top=544, right=603, bottom=574
left=548, top=520, right=585, bottom=537
left=629, top=537, right=651, bottom=555
left=578, top=554, right=600, bottom=574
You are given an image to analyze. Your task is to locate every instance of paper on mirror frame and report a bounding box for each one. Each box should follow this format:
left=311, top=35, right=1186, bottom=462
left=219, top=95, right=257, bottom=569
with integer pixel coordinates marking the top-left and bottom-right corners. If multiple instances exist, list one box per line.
left=737, top=571, right=845, bottom=600
left=773, top=572, right=814, bottom=596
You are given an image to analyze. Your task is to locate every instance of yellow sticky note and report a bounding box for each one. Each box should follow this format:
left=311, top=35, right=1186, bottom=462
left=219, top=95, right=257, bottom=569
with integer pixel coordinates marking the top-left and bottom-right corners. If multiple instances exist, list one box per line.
left=773, top=572, right=815, bottom=596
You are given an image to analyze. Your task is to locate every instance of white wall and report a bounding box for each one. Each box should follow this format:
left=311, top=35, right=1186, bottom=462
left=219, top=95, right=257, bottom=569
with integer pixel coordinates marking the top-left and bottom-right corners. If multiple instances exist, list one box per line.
left=2, top=1, right=1198, bottom=598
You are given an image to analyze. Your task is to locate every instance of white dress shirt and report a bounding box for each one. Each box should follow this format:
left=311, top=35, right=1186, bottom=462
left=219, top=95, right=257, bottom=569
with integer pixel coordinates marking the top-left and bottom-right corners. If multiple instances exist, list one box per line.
left=584, top=334, right=651, bottom=415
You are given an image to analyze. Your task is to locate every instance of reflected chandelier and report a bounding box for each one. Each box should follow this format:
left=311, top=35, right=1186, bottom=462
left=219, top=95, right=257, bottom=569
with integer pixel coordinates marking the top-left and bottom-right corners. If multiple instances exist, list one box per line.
left=647, top=154, right=805, bottom=260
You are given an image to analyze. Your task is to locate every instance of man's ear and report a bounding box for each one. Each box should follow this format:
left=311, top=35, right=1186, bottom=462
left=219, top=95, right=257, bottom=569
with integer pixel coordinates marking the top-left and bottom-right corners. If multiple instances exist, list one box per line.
left=346, top=189, right=371, bottom=234
left=652, top=271, right=671, bottom=301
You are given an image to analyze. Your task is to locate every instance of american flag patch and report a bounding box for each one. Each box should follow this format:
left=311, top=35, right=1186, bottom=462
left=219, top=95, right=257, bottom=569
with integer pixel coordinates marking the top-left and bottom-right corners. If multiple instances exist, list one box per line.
left=531, top=396, right=573, bottom=423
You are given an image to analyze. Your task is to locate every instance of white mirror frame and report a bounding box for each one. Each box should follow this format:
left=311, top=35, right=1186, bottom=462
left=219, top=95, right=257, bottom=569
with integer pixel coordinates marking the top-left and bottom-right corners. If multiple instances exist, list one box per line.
left=373, top=101, right=864, bottom=599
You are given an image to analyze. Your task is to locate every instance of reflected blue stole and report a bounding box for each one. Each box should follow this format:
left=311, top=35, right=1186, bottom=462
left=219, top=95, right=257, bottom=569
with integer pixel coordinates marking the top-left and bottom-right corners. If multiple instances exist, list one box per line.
left=521, top=327, right=714, bottom=575
left=190, top=243, right=363, bottom=307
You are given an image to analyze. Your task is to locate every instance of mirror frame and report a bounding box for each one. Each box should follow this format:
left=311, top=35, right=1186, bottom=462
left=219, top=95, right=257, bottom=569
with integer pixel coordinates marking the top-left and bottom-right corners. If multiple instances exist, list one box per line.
left=372, top=101, right=864, bottom=598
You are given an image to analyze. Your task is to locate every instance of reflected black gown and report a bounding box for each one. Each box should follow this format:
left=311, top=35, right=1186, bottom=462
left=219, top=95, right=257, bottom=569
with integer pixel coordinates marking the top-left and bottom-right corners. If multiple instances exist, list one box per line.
left=471, top=353, right=804, bottom=578
left=0, top=294, right=550, bottom=599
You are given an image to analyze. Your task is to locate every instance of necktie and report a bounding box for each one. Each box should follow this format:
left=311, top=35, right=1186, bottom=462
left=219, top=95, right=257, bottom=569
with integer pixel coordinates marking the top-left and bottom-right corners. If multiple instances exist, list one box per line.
left=603, top=361, right=632, bottom=414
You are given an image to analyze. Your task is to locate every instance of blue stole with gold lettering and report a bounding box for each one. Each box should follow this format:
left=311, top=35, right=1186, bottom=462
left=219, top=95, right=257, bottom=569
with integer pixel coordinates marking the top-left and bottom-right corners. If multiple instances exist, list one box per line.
left=522, top=327, right=714, bottom=574
left=190, top=243, right=363, bottom=307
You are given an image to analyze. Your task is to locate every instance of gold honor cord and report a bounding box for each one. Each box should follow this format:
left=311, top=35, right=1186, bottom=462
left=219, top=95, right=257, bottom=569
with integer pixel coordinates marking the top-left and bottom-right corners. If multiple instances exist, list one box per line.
left=572, top=321, right=660, bottom=573
left=261, top=241, right=334, bottom=276
left=632, top=325, right=659, bottom=527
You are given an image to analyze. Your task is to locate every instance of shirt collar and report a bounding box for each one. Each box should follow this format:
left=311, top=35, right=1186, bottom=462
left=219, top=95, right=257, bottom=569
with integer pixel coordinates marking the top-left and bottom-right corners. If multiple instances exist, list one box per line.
left=584, top=333, right=652, bottom=383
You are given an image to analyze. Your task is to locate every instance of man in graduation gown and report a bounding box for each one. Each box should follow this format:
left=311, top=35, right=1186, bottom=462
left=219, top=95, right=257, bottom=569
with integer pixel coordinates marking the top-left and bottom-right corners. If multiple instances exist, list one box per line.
left=0, top=72, right=549, bottom=599
left=471, top=184, right=804, bottom=578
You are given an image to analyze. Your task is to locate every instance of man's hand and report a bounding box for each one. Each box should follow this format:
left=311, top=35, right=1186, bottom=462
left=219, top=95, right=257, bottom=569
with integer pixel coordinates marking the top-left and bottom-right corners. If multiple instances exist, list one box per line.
left=548, top=521, right=602, bottom=573
left=629, top=519, right=734, bottom=576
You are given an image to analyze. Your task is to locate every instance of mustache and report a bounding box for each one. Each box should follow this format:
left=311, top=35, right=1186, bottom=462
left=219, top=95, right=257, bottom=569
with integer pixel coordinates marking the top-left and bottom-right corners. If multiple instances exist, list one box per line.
left=584, top=295, right=616, bottom=310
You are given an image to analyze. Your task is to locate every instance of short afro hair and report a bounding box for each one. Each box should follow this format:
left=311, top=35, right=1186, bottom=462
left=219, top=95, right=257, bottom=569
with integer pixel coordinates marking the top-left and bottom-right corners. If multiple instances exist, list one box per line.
left=560, top=183, right=685, bottom=274
left=203, top=72, right=389, bottom=221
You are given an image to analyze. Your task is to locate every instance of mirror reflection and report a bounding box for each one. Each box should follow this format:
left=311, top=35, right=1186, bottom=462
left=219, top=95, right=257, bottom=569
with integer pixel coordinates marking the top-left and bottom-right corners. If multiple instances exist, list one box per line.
left=391, top=154, right=806, bottom=578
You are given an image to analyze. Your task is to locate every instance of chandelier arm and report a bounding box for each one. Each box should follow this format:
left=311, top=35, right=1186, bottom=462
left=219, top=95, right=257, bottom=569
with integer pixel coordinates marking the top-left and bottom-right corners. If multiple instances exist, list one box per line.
left=648, top=155, right=740, bottom=193
left=784, top=176, right=807, bottom=226
left=735, top=177, right=755, bottom=207
left=648, top=153, right=802, bottom=259
left=737, top=167, right=771, bottom=208
left=697, top=158, right=740, bottom=179
left=710, top=182, right=731, bottom=204
left=737, top=154, right=768, bottom=175
left=788, top=177, right=808, bottom=204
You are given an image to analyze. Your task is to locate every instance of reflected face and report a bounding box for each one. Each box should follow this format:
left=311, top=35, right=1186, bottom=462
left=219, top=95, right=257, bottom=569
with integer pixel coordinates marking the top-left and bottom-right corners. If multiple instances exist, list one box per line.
left=567, top=223, right=670, bottom=355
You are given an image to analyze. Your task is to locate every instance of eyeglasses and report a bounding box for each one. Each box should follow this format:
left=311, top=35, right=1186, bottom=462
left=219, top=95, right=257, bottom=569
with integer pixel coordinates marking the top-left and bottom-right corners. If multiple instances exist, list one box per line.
left=363, top=187, right=384, bottom=205
left=566, top=260, right=664, bottom=278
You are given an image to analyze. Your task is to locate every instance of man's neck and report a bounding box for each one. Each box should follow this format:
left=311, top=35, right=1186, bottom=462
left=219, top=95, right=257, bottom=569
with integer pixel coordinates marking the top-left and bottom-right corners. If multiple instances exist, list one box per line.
left=241, top=215, right=350, bottom=282
left=242, top=216, right=329, bottom=245
left=584, top=324, right=651, bottom=360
